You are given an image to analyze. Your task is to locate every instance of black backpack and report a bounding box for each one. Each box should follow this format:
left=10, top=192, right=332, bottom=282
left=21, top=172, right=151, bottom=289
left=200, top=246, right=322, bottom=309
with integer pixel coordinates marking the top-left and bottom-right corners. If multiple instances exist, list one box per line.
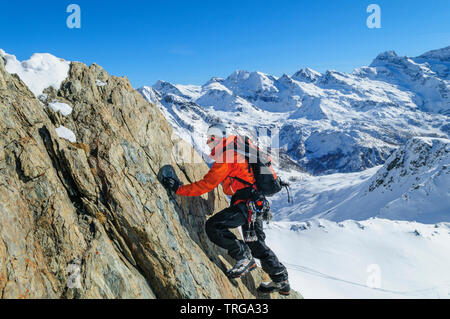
left=226, top=136, right=291, bottom=202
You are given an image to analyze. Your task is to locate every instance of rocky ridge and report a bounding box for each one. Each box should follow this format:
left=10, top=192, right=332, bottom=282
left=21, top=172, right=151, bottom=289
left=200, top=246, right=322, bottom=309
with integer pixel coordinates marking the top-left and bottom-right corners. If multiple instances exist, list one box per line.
left=0, top=54, right=301, bottom=299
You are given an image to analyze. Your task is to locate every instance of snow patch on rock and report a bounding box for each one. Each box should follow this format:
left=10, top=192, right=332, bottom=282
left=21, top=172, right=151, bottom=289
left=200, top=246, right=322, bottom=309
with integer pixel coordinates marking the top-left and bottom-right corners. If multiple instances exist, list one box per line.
left=55, top=125, right=77, bottom=143
left=49, top=101, right=73, bottom=116
left=0, top=49, right=70, bottom=98
left=95, top=80, right=107, bottom=87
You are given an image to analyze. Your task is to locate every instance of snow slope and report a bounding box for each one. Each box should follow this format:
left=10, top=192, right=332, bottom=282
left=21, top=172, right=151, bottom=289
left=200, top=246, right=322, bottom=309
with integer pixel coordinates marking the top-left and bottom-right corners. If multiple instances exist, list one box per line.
left=364, top=50, right=450, bottom=115
left=271, top=137, right=450, bottom=224
left=264, top=137, right=449, bottom=298
left=265, top=219, right=450, bottom=299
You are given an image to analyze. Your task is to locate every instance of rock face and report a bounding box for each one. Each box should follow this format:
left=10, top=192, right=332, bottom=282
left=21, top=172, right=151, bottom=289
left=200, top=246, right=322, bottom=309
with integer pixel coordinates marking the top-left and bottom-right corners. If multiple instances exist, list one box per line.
left=0, top=57, right=302, bottom=299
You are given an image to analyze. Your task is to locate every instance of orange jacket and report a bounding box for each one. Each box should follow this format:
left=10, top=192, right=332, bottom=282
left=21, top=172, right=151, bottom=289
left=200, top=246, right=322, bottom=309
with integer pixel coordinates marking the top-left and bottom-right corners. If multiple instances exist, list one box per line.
left=176, top=135, right=255, bottom=198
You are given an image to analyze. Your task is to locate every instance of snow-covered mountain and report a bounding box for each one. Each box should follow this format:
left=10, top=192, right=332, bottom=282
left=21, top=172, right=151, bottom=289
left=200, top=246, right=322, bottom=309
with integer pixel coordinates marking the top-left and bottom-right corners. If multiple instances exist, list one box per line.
left=139, top=46, right=450, bottom=174
left=0, top=49, right=70, bottom=97
left=271, top=137, right=450, bottom=224
left=265, top=218, right=450, bottom=298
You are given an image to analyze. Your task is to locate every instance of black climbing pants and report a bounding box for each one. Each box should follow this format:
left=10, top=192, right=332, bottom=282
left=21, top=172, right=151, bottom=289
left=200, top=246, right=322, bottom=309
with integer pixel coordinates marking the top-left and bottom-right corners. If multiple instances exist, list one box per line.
left=205, top=202, right=288, bottom=282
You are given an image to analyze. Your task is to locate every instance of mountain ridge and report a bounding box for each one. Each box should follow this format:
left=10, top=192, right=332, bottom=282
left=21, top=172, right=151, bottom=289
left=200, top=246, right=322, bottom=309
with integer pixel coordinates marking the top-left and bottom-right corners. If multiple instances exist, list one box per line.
left=139, top=46, right=449, bottom=175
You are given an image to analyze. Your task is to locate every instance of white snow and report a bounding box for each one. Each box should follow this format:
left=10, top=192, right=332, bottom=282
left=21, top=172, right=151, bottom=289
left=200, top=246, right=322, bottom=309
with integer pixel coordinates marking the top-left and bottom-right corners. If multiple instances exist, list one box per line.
left=138, top=86, right=161, bottom=105
left=271, top=137, right=450, bottom=224
left=95, top=80, right=107, bottom=87
left=265, top=219, right=450, bottom=299
left=0, top=49, right=70, bottom=98
left=292, top=67, right=322, bottom=82
left=48, top=101, right=73, bottom=116
left=55, top=126, right=76, bottom=143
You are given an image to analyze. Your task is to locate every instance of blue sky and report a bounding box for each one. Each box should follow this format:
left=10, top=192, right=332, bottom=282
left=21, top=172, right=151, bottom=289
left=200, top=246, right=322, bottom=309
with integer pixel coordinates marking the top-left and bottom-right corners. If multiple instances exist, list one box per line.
left=1, top=0, right=449, bottom=87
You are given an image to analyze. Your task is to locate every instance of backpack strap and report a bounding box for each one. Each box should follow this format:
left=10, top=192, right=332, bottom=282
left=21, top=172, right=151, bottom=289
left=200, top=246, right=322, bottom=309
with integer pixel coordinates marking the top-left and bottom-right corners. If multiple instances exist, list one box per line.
left=230, top=176, right=254, bottom=187
left=222, top=136, right=237, bottom=154
left=244, top=136, right=252, bottom=173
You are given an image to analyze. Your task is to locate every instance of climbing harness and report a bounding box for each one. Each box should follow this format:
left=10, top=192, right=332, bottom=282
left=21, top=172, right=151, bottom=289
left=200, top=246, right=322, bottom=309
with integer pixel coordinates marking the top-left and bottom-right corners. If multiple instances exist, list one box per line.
left=244, top=196, right=271, bottom=242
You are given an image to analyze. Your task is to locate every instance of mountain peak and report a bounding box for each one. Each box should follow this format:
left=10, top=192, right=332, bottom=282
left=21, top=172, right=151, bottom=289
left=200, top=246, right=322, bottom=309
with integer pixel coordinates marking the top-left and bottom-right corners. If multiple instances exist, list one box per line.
left=202, top=76, right=224, bottom=87
left=418, top=46, right=450, bottom=62
left=292, top=67, right=321, bottom=82
left=376, top=50, right=398, bottom=59
left=223, top=70, right=278, bottom=94
left=226, top=70, right=251, bottom=82
left=369, top=50, right=400, bottom=67
left=278, top=73, right=294, bottom=84
left=153, top=80, right=176, bottom=90
left=152, top=80, right=182, bottom=96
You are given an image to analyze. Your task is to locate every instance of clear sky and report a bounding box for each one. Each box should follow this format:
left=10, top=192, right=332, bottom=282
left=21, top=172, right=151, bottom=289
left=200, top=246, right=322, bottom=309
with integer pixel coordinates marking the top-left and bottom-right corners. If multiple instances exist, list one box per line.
left=1, top=0, right=449, bottom=87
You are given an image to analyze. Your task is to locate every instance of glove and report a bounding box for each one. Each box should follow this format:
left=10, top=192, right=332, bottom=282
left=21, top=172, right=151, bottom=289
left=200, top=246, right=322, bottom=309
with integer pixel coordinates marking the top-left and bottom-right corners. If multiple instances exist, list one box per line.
left=162, top=177, right=181, bottom=193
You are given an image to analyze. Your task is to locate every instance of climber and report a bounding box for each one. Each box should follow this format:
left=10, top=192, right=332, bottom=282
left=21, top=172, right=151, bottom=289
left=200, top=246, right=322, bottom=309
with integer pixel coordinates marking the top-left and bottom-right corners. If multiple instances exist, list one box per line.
left=162, top=123, right=290, bottom=295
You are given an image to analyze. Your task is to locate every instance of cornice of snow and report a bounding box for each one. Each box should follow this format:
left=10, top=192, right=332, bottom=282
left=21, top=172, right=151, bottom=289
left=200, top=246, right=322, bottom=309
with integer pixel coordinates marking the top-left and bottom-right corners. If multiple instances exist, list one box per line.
left=0, top=49, right=70, bottom=98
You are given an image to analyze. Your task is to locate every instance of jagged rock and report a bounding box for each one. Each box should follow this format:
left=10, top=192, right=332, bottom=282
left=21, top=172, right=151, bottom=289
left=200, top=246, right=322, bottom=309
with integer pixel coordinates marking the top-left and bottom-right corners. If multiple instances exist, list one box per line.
left=0, top=56, right=302, bottom=299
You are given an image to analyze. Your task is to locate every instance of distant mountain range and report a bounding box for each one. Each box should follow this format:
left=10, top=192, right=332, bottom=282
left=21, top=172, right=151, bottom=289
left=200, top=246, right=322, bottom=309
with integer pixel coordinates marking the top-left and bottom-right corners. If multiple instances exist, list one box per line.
left=139, top=46, right=450, bottom=174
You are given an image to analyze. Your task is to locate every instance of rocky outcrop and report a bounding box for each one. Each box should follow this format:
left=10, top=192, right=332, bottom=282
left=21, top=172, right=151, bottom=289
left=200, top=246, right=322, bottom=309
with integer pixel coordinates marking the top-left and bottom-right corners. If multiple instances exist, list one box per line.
left=0, top=56, right=301, bottom=299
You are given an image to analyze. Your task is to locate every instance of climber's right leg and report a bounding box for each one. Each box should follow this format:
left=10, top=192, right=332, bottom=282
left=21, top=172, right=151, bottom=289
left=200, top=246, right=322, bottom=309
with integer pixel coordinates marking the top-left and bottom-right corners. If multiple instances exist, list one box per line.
left=205, top=203, right=249, bottom=260
left=205, top=203, right=256, bottom=278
